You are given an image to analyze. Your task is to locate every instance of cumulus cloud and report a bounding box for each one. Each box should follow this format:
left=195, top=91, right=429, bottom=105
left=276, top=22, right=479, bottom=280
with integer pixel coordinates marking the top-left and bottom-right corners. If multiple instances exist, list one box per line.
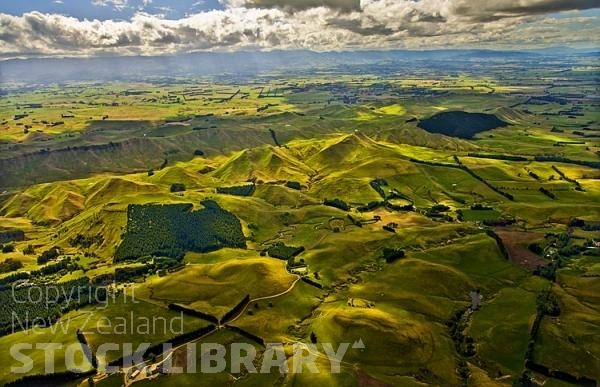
left=451, top=0, right=600, bottom=21
left=0, top=0, right=598, bottom=58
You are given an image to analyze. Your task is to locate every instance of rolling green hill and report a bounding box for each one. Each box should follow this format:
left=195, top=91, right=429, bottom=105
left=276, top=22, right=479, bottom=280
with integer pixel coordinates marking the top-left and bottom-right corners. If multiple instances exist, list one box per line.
left=0, top=69, right=599, bottom=387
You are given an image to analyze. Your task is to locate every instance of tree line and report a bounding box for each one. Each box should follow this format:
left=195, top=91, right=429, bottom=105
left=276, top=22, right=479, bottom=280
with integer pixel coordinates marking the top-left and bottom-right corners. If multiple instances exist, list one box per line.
left=0, top=277, right=105, bottom=337
left=216, top=184, right=256, bottom=196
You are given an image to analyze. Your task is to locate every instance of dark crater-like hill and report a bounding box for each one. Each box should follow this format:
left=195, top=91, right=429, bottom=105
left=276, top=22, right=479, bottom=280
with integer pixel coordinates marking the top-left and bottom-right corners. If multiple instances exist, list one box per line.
left=417, top=111, right=508, bottom=139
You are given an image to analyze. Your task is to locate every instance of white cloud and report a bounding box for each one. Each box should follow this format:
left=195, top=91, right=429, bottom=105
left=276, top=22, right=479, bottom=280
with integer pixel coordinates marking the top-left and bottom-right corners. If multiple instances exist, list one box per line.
left=0, top=0, right=598, bottom=58
left=92, top=0, right=129, bottom=11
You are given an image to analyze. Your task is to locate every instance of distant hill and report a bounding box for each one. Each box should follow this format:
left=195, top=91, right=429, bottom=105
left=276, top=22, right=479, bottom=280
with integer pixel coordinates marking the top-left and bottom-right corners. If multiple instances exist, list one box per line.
left=1, top=48, right=595, bottom=84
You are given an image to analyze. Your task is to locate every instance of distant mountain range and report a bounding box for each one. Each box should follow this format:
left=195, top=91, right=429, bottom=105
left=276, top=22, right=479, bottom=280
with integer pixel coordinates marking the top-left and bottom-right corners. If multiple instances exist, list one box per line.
left=0, top=48, right=597, bottom=83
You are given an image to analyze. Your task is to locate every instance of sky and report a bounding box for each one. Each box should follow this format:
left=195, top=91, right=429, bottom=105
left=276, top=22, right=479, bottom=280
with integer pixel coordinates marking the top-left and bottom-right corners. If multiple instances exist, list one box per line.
left=0, top=0, right=599, bottom=58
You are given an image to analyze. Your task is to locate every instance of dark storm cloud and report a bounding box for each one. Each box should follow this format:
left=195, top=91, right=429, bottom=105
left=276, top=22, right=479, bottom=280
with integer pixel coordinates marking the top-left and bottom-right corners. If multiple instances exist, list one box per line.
left=452, top=0, right=600, bottom=21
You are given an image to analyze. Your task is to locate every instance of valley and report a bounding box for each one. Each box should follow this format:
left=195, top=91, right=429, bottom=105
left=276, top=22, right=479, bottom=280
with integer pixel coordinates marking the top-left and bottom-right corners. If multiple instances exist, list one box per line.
left=0, top=52, right=599, bottom=387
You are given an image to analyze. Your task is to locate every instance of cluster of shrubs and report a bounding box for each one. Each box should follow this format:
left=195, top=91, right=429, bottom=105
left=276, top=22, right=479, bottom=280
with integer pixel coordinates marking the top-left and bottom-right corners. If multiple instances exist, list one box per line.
left=37, top=247, right=61, bottom=265
left=301, top=277, right=323, bottom=289
left=531, top=232, right=591, bottom=281
left=115, top=265, right=152, bottom=282
left=285, top=181, right=302, bottom=190
left=367, top=178, right=414, bottom=206
left=426, top=204, right=453, bottom=221
left=216, top=184, right=256, bottom=196
left=1, top=244, right=15, bottom=253
left=116, top=256, right=183, bottom=281
left=458, top=204, right=498, bottom=222
left=447, top=309, right=477, bottom=359
left=0, top=258, right=23, bottom=274
left=323, top=198, right=350, bottom=211
left=266, top=242, right=305, bottom=260
left=534, top=262, right=560, bottom=281
left=482, top=217, right=516, bottom=227
left=0, top=229, right=25, bottom=244
left=470, top=203, right=493, bottom=211
left=170, top=183, right=186, bottom=192
left=386, top=202, right=414, bottom=212
left=357, top=200, right=413, bottom=213
left=154, top=256, right=185, bottom=271
left=382, top=248, right=405, bottom=263
left=114, top=200, right=246, bottom=262
left=568, top=218, right=586, bottom=228
left=357, top=201, right=382, bottom=212
left=537, top=290, right=560, bottom=316
left=528, top=242, right=544, bottom=255
left=568, top=218, right=600, bottom=231
left=430, top=204, right=450, bottom=213
left=382, top=223, right=398, bottom=233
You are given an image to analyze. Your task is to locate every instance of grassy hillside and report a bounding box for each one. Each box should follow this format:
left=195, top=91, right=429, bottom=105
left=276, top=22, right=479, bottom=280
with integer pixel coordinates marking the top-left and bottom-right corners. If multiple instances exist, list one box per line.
left=0, top=68, right=598, bottom=386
